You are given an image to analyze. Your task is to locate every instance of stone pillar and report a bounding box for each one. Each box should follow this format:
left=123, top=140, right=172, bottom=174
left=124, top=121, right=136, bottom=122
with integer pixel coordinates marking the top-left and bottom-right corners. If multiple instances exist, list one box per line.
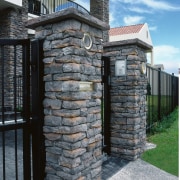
left=90, top=0, right=109, bottom=42
left=0, top=1, right=28, bottom=110
left=0, top=0, right=28, bottom=38
left=103, top=39, right=152, bottom=160
left=26, top=8, right=109, bottom=179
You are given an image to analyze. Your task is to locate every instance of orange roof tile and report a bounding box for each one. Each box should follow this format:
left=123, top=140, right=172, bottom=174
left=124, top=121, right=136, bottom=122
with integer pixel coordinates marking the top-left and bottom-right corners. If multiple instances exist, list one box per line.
left=109, top=24, right=144, bottom=36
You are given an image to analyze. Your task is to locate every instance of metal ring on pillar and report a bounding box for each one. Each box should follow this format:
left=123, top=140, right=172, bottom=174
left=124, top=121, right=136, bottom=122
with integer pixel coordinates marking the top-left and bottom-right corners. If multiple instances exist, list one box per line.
left=82, top=33, right=92, bottom=50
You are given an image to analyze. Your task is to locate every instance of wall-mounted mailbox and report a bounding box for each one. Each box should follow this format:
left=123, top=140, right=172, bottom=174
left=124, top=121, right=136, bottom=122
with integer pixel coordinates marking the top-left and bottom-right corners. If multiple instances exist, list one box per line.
left=115, top=60, right=126, bottom=76
left=79, top=82, right=93, bottom=91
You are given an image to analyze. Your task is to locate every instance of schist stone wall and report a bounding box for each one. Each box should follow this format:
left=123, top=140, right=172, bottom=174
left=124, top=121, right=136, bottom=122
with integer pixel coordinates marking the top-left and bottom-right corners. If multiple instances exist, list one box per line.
left=0, top=0, right=28, bottom=110
left=26, top=8, right=109, bottom=180
left=0, top=0, right=28, bottom=39
left=103, top=39, right=152, bottom=160
left=90, top=0, right=109, bottom=42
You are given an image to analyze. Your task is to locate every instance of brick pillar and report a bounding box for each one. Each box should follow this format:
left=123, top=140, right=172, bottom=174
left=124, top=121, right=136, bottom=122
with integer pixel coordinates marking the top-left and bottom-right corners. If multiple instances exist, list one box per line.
left=90, top=0, right=109, bottom=42
left=26, top=8, right=109, bottom=179
left=104, top=39, right=152, bottom=160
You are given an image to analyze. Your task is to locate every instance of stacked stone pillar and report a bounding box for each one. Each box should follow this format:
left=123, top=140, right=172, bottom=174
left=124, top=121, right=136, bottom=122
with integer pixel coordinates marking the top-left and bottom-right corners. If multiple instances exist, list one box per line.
left=90, top=0, right=109, bottom=42
left=26, top=8, right=109, bottom=179
left=104, top=39, right=152, bottom=160
left=0, top=0, right=28, bottom=110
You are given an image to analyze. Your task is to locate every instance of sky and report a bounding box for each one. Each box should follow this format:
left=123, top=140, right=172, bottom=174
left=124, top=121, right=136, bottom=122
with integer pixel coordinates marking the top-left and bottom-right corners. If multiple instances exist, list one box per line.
left=76, top=0, right=180, bottom=76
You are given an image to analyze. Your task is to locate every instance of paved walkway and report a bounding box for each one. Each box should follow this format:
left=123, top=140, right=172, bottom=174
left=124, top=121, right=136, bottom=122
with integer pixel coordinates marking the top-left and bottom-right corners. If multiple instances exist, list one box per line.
left=102, top=157, right=178, bottom=180
left=1, top=130, right=179, bottom=180
left=0, top=130, right=24, bottom=180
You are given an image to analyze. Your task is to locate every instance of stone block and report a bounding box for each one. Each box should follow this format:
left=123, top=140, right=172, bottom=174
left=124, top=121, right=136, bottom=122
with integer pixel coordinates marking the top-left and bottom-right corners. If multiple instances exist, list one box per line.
left=63, top=29, right=83, bottom=39
left=81, top=138, right=89, bottom=148
left=62, top=117, right=86, bottom=126
left=55, top=141, right=81, bottom=150
left=58, top=156, right=81, bottom=168
left=44, top=115, right=62, bottom=126
left=44, top=48, right=63, bottom=57
left=62, top=63, right=81, bottom=73
left=87, top=129, right=95, bottom=138
left=63, top=148, right=86, bottom=158
left=52, top=19, right=81, bottom=33
left=62, top=100, right=86, bottom=110
left=63, top=132, right=86, bottom=143
left=46, top=152, right=59, bottom=164
left=88, top=107, right=101, bottom=114
left=43, top=57, right=54, bottom=64
left=43, top=40, right=51, bottom=51
left=52, top=109, right=80, bottom=118
left=55, top=54, right=80, bottom=64
left=44, top=63, right=63, bottom=74
left=44, top=133, right=62, bottom=141
left=87, top=113, right=96, bottom=122
left=56, top=92, right=91, bottom=101
left=43, top=98, right=62, bottom=109
left=46, top=147, right=63, bottom=155
left=91, top=120, right=101, bottom=128
left=46, top=32, right=63, bottom=40
left=53, top=73, right=81, bottom=81
left=87, top=142, right=96, bottom=151
left=80, top=108, right=88, bottom=116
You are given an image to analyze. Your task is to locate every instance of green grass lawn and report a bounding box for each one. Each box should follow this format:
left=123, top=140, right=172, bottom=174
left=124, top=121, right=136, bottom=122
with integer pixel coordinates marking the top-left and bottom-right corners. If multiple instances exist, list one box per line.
left=142, top=108, right=179, bottom=177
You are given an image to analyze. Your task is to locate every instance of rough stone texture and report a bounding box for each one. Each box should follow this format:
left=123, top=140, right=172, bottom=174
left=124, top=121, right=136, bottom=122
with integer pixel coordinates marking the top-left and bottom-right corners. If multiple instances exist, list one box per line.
left=27, top=8, right=109, bottom=180
left=90, top=0, right=109, bottom=42
left=103, top=40, right=150, bottom=160
left=0, top=0, right=28, bottom=110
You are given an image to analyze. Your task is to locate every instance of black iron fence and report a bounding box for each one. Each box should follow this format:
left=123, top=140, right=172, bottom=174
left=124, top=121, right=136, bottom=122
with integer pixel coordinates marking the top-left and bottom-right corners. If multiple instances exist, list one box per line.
left=0, top=39, right=45, bottom=180
left=146, top=65, right=179, bottom=131
left=28, top=0, right=89, bottom=15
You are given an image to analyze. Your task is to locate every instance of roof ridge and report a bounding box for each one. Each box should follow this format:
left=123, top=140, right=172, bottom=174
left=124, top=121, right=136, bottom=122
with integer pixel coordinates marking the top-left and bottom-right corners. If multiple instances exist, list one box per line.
left=110, top=23, right=145, bottom=29
left=109, top=24, right=145, bottom=36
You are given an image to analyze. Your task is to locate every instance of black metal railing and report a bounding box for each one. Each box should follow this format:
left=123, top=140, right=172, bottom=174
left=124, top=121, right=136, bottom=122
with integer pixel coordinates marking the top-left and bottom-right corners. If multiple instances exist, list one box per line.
left=101, top=56, right=111, bottom=155
left=28, top=0, right=89, bottom=16
left=0, top=39, right=45, bottom=180
left=146, top=65, right=179, bottom=132
left=0, top=39, right=31, bottom=180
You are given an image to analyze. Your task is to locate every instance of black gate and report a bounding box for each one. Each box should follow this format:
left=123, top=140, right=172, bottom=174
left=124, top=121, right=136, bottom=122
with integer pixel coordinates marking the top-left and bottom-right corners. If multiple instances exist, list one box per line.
left=0, top=39, right=45, bottom=180
left=101, top=56, right=111, bottom=154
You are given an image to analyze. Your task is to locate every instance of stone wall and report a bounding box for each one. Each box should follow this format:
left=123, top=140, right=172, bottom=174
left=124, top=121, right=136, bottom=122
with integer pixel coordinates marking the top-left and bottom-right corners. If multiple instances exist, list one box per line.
left=90, top=0, right=109, bottom=42
left=26, top=8, right=109, bottom=179
left=0, top=0, right=28, bottom=38
left=103, top=39, right=151, bottom=160
left=0, top=1, right=28, bottom=110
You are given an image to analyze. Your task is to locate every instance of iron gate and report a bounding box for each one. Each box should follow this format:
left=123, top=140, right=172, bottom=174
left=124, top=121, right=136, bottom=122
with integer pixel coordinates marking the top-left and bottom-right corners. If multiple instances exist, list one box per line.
left=101, top=56, right=111, bottom=154
left=0, top=39, right=45, bottom=180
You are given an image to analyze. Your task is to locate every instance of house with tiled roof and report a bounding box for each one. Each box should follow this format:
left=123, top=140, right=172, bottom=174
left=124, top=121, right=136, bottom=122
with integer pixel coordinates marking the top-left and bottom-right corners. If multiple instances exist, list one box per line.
left=109, top=23, right=153, bottom=46
left=109, top=23, right=154, bottom=65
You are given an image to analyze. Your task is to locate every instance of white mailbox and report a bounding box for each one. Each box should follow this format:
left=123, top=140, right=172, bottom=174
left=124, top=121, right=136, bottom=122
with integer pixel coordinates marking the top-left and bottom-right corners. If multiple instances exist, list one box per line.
left=115, top=60, right=126, bottom=76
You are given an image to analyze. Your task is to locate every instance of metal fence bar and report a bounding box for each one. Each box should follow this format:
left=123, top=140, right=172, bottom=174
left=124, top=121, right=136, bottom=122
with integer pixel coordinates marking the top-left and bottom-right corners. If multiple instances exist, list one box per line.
left=101, top=56, right=111, bottom=154
left=158, top=68, right=161, bottom=121
left=146, top=65, right=179, bottom=131
left=0, top=45, right=6, bottom=179
left=0, top=39, right=31, bottom=180
left=31, top=39, right=45, bottom=180
left=28, top=0, right=89, bottom=15
left=13, top=45, right=19, bottom=179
